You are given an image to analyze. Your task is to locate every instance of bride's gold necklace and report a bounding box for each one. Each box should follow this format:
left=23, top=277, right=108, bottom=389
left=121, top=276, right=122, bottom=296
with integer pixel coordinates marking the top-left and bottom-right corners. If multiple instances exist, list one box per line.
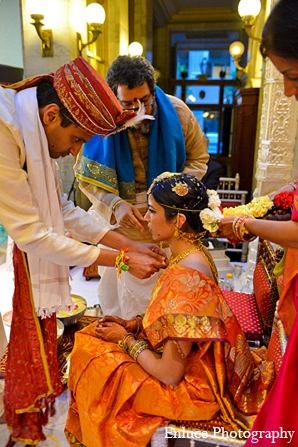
left=168, top=246, right=201, bottom=267
left=168, top=243, right=218, bottom=284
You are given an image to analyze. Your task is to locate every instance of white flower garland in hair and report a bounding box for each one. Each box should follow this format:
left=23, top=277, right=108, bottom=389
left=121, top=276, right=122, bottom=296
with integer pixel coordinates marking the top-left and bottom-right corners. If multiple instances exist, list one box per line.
left=200, top=189, right=223, bottom=232
left=200, top=189, right=223, bottom=233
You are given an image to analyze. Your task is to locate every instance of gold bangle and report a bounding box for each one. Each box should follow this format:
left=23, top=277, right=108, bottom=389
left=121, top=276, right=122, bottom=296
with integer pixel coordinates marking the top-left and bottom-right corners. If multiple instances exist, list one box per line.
left=112, top=199, right=125, bottom=213
left=128, top=339, right=150, bottom=361
left=232, top=215, right=256, bottom=242
left=120, top=332, right=135, bottom=352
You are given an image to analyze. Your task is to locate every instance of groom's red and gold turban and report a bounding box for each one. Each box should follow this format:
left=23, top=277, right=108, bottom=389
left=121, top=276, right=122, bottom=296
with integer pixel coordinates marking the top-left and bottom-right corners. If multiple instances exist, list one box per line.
left=1, top=57, right=138, bottom=136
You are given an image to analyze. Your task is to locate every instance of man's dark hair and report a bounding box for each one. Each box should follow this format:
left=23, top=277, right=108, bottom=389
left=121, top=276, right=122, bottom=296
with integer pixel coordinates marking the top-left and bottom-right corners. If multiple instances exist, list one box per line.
left=36, top=81, right=76, bottom=128
left=106, top=56, right=156, bottom=96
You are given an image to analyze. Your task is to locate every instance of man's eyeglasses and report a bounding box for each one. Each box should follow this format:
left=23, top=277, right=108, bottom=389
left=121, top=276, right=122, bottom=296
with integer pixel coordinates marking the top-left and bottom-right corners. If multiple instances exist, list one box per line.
left=120, top=98, right=154, bottom=112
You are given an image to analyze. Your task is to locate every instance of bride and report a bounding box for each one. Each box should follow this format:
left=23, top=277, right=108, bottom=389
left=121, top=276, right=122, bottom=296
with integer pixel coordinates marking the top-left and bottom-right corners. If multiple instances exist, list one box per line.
left=65, top=172, right=274, bottom=447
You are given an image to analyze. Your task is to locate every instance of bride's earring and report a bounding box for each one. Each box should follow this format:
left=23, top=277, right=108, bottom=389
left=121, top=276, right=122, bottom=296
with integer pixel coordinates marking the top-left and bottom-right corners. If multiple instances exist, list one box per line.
left=173, top=213, right=180, bottom=239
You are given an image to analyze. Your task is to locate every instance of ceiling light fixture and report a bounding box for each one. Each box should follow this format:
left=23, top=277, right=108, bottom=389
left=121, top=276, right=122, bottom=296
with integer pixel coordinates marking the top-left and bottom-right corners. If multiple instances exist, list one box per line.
left=238, top=0, right=262, bottom=42
left=28, top=0, right=54, bottom=59
left=229, top=41, right=248, bottom=73
left=128, top=41, right=143, bottom=56
left=77, top=3, right=106, bottom=57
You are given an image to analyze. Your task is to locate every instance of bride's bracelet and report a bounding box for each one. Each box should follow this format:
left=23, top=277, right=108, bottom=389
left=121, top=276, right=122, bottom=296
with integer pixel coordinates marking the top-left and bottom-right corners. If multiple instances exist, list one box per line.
left=128, top=339, right=150, bottom=361
left=118, top=332, right=135, bottom=352
left=134, top=314, right=143, bottom=334
left=232, top=215, right=257, bottom=242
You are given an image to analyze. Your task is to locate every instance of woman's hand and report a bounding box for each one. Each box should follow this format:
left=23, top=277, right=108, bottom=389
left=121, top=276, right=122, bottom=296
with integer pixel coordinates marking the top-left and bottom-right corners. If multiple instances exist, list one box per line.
left=99, top=315, right=140, bottom=333
left=95, top=319, right=128, bottom=343
left=218, top=215, right=240, bottom=241
left=269, top=184, right=295, bottom=200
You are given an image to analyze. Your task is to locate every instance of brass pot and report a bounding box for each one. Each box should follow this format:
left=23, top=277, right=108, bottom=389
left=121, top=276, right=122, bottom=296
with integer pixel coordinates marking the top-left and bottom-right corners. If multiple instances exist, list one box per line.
left=57, top=318, right=64, bottom=345
left=57, top=294, right=87, bottom=327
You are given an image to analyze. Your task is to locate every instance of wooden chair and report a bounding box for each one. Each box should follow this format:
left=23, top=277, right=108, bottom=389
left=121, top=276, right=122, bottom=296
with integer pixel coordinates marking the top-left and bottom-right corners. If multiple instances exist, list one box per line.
left=223, top=239, right=284, bottom=347
left=217, top=173, right=248, bottom=207
left=218, top=174, right=240, bottom=191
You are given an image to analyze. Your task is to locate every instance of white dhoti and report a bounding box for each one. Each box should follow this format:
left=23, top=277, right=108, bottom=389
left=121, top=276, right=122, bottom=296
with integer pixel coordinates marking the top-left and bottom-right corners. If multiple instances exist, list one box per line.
left=97, top=264, right=166, bottom=319
left=93, top=192, right=170, bottom=318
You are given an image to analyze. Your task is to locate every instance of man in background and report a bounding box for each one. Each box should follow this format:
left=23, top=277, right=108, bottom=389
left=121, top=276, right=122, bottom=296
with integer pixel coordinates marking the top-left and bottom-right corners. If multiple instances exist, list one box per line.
left=76, top=55, right=209, bottom=318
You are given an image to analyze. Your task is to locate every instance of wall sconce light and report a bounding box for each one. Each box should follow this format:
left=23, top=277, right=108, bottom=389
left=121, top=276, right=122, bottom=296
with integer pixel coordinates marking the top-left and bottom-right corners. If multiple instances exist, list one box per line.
left=229, top=41, right=248, bottom=73
left=127, top=41, right=143, bottom=56
left=30, top=14, right=53, bottom=57
left=238, top=0, right=261, bottom=42
left=77, top=3, right=106, bottom=57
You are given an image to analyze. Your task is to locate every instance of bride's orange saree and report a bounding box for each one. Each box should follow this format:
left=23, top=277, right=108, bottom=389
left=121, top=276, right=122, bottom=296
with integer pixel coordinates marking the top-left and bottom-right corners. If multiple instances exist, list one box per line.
left=65, top=265, right=274, bottom=447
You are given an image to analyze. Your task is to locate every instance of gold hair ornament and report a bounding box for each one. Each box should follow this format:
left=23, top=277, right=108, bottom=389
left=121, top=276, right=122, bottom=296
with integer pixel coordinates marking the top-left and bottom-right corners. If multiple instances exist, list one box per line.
left=147, top=171, right=179, bottom=195
left=157, top=202, right=203, bottom=212
left=172, top=182, right=189, bottom=196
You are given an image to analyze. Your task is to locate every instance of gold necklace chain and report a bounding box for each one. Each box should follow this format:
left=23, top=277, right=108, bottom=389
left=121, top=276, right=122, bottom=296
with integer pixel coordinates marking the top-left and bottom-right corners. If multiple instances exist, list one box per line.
left=168, top=243, right=218, bottom=284
left=168, top=246, right=202, bottom=267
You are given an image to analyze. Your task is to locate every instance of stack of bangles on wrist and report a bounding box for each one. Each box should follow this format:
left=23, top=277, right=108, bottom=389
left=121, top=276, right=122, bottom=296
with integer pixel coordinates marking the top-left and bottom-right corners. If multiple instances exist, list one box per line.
left=118, top=333, right=150, bottom=361
left=289, top=179, right=298, bottom=190
left=115, top=247, right=129, bottom=278
left=231, top=215, right=257, bottom=243
left=128, top=339, right=150, bottom=361
left=118, top=332, right=135, bottom=352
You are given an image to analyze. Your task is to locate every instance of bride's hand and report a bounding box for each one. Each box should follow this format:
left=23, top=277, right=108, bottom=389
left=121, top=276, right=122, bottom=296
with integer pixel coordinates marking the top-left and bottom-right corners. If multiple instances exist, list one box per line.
left=99, top=315, right=141, bottom=333
left=95, top=320, right=128, bottom=343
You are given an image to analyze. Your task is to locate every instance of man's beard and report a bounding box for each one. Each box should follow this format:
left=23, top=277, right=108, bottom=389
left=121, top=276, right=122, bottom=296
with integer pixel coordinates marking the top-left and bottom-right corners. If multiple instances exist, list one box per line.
left=128, top=100, right=156, bottom=135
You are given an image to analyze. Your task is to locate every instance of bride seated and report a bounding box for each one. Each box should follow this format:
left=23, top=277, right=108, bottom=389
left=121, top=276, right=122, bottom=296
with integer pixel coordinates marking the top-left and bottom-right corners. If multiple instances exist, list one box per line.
left=65, top=172, right=275, bottom=447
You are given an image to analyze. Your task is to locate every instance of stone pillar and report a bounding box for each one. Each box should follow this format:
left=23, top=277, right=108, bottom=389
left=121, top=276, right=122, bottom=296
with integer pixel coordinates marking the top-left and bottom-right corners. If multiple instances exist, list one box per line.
left=255, top=66, right=298, bottom=197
